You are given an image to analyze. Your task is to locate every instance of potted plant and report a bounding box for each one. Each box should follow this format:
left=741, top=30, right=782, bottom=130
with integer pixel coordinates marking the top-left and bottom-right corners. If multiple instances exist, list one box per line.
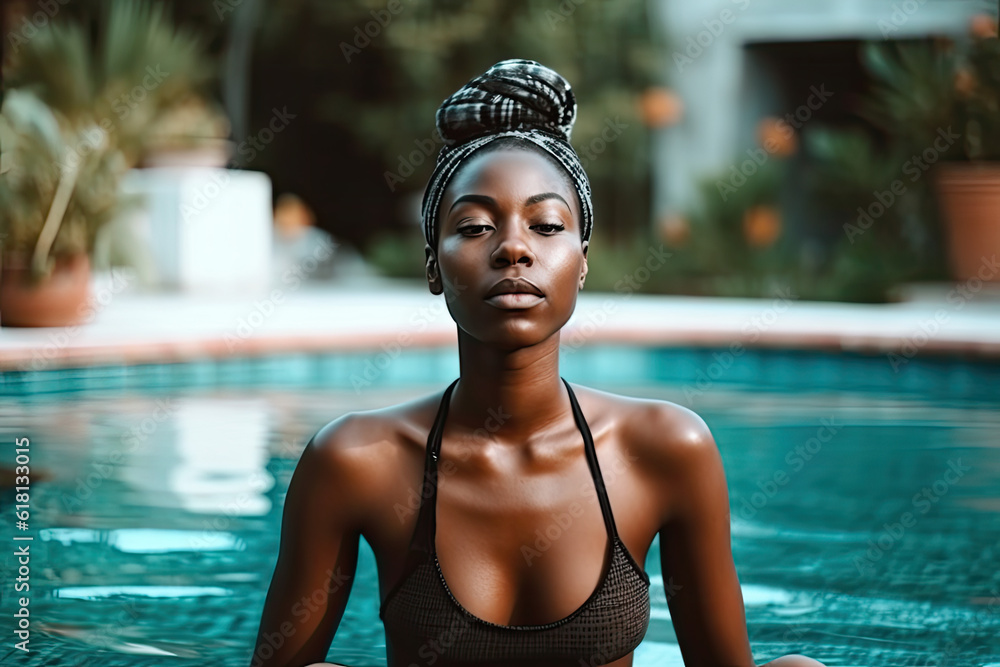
left=0, top=90, right=128, bottom=326
left=860, top=16, right=1000, bottom=282
left=140, top=94, right=232, bottom=168
left=0, top=0, right=225, bottom=325
left=8, top=0, right=225, bottom=168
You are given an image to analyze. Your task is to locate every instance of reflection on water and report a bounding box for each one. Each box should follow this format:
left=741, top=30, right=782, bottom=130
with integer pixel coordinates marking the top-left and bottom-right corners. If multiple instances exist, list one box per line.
left=118, top=398, right=274, bottom=516
left=0, top=384, right=998, bottom=666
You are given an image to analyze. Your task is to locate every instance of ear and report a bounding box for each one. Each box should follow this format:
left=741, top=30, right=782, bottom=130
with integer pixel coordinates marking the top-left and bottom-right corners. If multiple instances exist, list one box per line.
left=425, top=245, right=443, bottom=295
left=579, top=240, right=589, bottom=289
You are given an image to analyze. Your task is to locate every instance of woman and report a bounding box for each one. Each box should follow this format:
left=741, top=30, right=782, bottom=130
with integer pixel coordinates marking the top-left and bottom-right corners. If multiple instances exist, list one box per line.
left=251, top=59, right=826, bottom=667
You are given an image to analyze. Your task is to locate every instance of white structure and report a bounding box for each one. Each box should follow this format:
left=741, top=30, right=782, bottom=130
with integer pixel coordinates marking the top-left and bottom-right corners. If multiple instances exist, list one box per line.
left=119, top=167, right=273, bottom=294
left=650, top=0, right=997, bottom=218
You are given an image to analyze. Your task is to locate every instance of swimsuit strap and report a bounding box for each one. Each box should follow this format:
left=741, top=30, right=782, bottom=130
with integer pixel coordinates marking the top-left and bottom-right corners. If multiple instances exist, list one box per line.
left=411, top=376, right=620, bottom=554
left=410, top=377, right=459, bottom=554
left=561, top=376, right=621, bottom=542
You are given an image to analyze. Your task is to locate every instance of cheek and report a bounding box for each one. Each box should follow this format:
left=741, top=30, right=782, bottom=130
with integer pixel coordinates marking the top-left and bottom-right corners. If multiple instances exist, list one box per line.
left=548, top=245, right=585, bottom=282
left=435, top=253, right=479, bottom=304
left=437, top=250, right=476, bottom=284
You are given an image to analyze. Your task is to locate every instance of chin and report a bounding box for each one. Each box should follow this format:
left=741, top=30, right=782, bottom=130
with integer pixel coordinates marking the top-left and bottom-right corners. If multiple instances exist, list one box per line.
left=449, top=298, right=575, bottom=347
left=471, top=316, right=572, bottom=350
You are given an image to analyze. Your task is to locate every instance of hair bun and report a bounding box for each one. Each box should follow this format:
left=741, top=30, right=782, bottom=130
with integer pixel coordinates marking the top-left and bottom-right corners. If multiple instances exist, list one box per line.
left=435, top=59, right=577, bottom=147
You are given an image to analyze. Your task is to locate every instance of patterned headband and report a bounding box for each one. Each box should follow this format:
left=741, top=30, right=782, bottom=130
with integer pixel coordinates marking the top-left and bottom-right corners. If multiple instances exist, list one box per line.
left=421, top=59, right=594, bottom=251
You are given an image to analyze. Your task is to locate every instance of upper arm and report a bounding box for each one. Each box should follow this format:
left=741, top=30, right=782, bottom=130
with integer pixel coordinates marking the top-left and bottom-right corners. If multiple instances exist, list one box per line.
left=251, top=415, right=374, bottom=667
left=643, top=404, right=756, bottom=667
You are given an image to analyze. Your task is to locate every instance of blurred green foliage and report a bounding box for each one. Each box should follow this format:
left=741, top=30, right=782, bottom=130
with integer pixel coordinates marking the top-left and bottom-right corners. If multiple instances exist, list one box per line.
left=8, top=0, right=220, bottom=165
left=784, top=33, right=1000, bottom=300
left=861, top=36, right=1000, bottom=161
left=659, top=33, right=1000, bottom=303
left=806, top=125, right=946, bottom=290
left=0, top=90, right=128, bottom=279
left=649, top=159, right=829, bottom=301
left=364, top=227, right=427, bottom=280
left=1, top=0, right=223, bottom=280
left=252, top=0, right=665, bottom=246
left=643, top=124, right=942, bottom=303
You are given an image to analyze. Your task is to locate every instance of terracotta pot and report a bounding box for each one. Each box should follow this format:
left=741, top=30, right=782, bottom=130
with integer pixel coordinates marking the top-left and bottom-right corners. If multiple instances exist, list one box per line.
left=0, top=253, right=92, bottom=327
left=935, top=162, right=1000, bottom=282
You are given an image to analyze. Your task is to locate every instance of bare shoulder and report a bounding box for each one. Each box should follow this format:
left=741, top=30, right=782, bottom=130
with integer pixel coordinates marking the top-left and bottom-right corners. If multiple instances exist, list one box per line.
left=304, top=388, right=446, bottom=498
left=570, top=383, right=716, bottom=464
left=626, top=396, right=717, bottom=470
left=570, top=383, right=723, bottom=522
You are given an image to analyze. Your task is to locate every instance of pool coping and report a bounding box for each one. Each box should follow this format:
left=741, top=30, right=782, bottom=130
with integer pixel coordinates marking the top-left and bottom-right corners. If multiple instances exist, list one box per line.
left=2, top=278, right=1000, bottom=372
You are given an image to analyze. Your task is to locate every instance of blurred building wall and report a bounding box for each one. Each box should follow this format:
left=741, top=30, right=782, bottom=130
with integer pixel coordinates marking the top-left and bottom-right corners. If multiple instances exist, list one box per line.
left=650, top=0, right=996, bottom=220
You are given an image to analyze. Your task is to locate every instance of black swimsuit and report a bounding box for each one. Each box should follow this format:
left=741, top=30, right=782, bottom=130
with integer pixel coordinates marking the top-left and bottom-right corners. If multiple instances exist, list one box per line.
left=380, top=377, right=651, bottom=666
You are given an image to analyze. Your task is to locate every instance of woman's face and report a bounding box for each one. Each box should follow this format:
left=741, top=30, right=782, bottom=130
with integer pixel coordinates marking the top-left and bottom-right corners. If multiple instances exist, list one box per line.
left=428, top=147, right=589, bottom=349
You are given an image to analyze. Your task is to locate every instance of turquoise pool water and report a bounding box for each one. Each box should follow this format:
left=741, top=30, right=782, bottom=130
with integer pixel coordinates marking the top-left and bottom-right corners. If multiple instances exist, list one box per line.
left=1, top=346, right=999, bottom=666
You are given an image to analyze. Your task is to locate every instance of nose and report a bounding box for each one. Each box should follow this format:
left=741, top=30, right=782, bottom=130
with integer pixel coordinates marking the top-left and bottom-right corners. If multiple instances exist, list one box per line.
left=490, top=220, right=534, bottom=268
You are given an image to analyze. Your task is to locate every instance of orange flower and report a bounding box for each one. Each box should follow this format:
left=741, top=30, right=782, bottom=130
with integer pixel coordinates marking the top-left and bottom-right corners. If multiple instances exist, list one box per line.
left=970, top=14, right=998, bottom=39
left=274, top=193, right=316, bottom=239
left=638, top=87, right=683, bottom=128
left=657, top=214, right=690, bottom=247
left=743, top=206, right=781, bottom=248
left=757, top=117, right=797, bottom=157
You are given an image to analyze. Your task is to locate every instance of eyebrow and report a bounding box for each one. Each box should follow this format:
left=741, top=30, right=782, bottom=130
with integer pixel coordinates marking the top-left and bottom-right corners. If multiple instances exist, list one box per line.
left=524, top=192, right=572, bottom=212
left=448, top=192, right=572, bottom=213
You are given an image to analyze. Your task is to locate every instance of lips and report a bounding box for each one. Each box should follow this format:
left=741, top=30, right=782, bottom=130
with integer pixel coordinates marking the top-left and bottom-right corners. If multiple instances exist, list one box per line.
left=484, top=277, right=544, bottom=299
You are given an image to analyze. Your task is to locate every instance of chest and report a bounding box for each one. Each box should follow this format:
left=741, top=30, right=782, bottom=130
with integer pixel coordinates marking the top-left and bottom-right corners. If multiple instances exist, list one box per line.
left=376, top=438, right=655, bottom=624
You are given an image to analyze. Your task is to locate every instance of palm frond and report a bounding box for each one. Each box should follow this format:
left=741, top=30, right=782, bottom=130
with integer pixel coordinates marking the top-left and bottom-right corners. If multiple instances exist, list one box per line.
left=8, top=20, right=96, bottom=118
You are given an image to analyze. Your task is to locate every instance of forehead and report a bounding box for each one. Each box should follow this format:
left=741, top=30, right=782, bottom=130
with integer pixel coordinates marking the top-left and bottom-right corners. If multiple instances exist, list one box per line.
left=441, top=147, right=578, bottom=212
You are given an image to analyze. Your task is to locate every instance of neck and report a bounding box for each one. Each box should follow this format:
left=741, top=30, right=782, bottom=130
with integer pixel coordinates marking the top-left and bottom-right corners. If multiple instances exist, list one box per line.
left=450, top=329, right=570, bottom=446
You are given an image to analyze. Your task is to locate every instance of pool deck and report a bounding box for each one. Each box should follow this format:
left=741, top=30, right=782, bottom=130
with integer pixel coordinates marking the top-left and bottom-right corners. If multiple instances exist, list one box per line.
left=2, top=272, right=1000, bottom=372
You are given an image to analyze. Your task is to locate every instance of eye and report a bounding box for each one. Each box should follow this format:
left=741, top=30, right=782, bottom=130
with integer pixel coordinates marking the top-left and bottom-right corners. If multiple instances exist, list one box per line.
left=457, top=220, right=492, bottom=236
left=533, top=221, right=566, bottom=234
